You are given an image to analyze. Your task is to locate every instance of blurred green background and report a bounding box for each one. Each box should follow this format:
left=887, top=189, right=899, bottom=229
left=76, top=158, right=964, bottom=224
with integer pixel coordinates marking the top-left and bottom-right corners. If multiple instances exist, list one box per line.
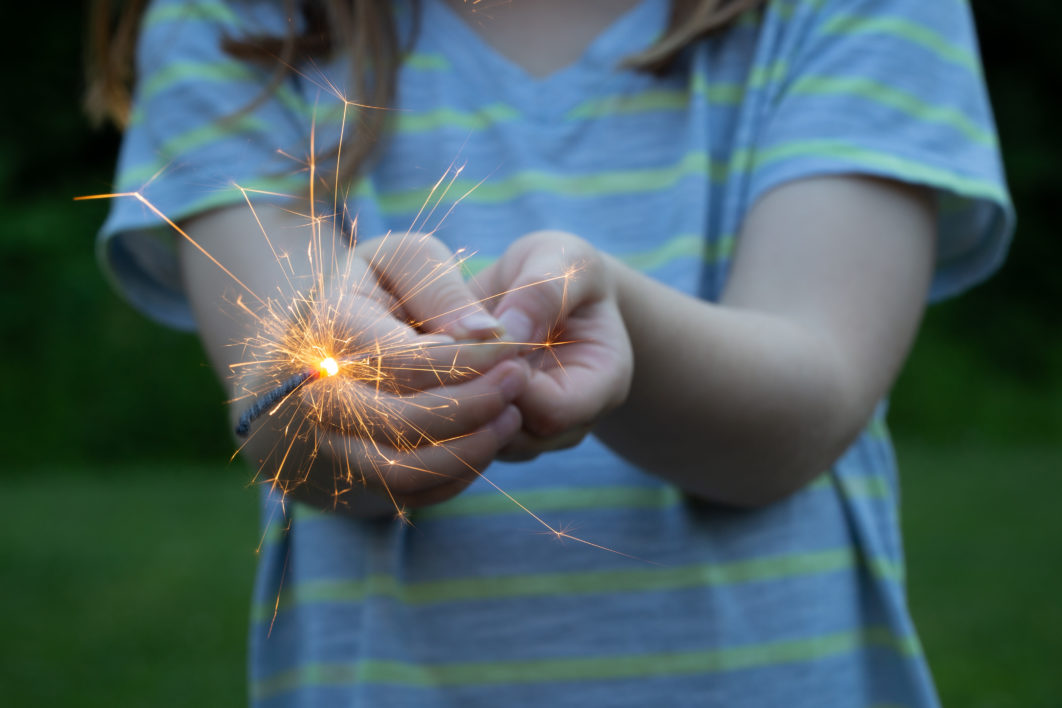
left=2, top=2, right=1059, bottom=706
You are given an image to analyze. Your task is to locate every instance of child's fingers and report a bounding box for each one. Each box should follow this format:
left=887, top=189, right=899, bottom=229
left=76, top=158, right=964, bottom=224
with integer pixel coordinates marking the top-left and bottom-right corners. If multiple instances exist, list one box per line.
left=387, top=477, right=475, bottom=509
left=516, top=367, right=611, bottom=438
left=490, top=231, right=605, bottom=344
left=496, top=423, right=593, bottom=462
left=467, top=260, right=502, bottom=307
left=379, top=339, right=527, bottom=390
left=314, top=403, right=523, bottom=499
left=325, top=293, right=424, bottom=353
left=303, top=358, right=530, bottom=444
left=518, top=356, right=631, bottom=439
left=316, top=289, right=511, bottom=387
left=514, top=303, right=632, bottom=439
left=311, top=280, right=509, bottom=391
left=361, top=232, right=503, bottom=341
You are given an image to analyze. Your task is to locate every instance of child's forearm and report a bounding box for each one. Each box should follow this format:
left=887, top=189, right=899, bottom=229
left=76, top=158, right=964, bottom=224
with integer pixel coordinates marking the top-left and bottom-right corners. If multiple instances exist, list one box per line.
left=595, top=176, right=936, bottom=506
left=597, top=265, right=857, bottom=506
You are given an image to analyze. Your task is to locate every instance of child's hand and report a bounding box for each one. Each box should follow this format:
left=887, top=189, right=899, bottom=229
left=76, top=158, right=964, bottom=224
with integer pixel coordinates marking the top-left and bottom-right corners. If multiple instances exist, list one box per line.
left=242, top=232, right=528, bottom=512
left=472, top=231, right=633, bottom=460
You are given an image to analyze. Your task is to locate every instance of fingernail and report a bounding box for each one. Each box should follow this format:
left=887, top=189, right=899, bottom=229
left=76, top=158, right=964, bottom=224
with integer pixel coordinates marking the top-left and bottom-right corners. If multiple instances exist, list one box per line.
left=498, top=309, right=534, bottom=344
left=423, top=333, right=456, bottom=345
left=455, top=311, right=502, bottom=339
left=489, top=405, right=522, bottom=438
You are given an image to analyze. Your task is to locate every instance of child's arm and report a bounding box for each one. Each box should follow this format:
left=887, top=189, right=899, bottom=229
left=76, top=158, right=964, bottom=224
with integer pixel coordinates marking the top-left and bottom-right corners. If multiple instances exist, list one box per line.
left=482, top=175, right=935, bottom=506
left=177, top=204, right=528, bottom=516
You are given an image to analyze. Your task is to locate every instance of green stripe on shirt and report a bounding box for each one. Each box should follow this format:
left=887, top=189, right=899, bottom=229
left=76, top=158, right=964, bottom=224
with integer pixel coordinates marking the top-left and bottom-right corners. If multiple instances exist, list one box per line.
left=789, top=76, right=996, bottom=146
left=117, top=115, right=271, bottom=190
left=143, top=0, right=240, bottom=28
left=252, top=547, right=862, bottom=622
left=138, top=60, right=258, bottom=102
left=751, top=139, right=1009, bottom=203
left=820, top=13, right=980, bottom=75
left=394, top=103, right=521, bottom=133
left=459, top=232, right=733, bottom=277
left=372, top=151, right=728, bottom=213
left=368, top=138, right=1003, bottom=215
left=252, top=626, right=920, bottom=697
left=414, top=484, right=684, bottom=521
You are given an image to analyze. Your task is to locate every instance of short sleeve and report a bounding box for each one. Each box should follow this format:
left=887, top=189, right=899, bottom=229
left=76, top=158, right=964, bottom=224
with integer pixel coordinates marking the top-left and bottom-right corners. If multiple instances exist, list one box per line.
left=98, top=0, right=310, bottom=330
left=746, top=0, right=1013, bottom=301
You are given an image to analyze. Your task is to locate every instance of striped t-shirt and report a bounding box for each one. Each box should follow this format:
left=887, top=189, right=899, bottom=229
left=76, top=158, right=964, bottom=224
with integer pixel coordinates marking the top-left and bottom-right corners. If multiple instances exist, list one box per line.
left=100, top=0, right=1012, bottom=705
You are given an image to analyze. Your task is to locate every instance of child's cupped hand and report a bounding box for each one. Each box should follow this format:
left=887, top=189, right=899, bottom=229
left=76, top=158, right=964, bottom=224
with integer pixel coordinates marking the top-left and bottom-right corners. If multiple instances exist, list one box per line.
left=471, top=231, right=633, bottom=461
left=253, top=232, right=530, bottom=510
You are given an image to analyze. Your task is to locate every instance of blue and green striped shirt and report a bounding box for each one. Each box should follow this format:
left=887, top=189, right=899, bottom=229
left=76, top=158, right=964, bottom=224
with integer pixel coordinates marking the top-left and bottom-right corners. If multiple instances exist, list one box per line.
left=101, top=0, right=1012, bottom=705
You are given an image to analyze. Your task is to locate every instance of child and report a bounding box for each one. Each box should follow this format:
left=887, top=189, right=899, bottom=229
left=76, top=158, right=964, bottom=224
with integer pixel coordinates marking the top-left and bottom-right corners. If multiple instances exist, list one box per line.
left=91, top=0, right=1012, bottom=705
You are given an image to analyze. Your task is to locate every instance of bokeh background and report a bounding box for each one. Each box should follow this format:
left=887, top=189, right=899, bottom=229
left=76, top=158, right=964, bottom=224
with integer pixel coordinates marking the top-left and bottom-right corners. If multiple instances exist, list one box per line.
left=2, top=2, right=1059, bottom=705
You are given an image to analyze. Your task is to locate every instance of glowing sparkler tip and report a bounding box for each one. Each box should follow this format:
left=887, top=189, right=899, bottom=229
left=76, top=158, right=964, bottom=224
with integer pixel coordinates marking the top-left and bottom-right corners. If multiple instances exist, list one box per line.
left=319, top=357, right=339, bottom=377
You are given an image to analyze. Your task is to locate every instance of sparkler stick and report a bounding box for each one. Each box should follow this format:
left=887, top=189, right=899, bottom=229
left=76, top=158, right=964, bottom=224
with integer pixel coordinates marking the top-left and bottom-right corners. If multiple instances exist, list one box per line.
left=235, top=369, right=319, bottom=437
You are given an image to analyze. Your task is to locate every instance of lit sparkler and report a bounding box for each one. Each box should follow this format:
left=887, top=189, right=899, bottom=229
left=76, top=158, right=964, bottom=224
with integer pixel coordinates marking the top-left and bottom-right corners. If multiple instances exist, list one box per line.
left=231, top=340, right=499, bottom=438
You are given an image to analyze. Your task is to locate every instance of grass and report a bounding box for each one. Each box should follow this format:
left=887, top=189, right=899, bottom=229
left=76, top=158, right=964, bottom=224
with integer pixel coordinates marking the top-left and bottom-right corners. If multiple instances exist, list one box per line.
left=2, top=441, right=1059, bottom=706
left=898, top=440, right=1062, bottom=707
left=0, top=464, right=258, bottom=707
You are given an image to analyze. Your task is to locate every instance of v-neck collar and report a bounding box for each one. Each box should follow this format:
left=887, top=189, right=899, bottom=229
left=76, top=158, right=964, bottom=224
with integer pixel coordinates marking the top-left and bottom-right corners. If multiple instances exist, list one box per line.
left=423, top=0, right=666, bottom=118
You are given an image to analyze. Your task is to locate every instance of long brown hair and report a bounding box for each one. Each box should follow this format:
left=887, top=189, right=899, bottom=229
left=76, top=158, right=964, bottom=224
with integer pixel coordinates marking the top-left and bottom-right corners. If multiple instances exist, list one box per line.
left=87, top=0, right=766, bottom=185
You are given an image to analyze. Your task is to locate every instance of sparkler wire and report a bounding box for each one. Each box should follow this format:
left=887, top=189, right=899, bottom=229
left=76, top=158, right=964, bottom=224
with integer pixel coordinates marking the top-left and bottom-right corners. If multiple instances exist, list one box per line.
left=235, top=369, right=319, bottom=437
